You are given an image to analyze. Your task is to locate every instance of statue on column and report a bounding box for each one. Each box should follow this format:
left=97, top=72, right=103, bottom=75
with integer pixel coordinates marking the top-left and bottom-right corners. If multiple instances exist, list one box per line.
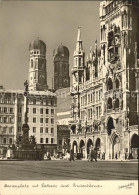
left=22, top=80, right=30, bottom=143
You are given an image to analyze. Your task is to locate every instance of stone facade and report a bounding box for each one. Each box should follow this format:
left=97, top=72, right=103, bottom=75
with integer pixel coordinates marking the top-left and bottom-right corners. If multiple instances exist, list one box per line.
left=69, top=1, right=139, bottom=160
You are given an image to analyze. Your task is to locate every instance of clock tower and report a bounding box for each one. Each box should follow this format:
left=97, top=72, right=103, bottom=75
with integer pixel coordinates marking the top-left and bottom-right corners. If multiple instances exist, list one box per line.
left=28, top=37, right=48, bottom=91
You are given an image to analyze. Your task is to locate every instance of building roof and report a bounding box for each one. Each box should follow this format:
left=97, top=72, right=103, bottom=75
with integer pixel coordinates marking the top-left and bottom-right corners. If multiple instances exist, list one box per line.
left=29, top=37, right=46, bottom=53
left=53, top=44, right=69, bottom=57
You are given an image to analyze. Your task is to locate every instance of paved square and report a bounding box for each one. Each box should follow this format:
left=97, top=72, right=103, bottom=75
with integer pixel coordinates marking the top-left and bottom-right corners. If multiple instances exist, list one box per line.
left=0, top=160, right=138, bottom=180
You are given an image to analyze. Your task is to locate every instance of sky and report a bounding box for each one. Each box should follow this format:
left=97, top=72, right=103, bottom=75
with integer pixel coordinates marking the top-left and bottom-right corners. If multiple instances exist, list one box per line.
left=0, top=0, right=100, bottom=90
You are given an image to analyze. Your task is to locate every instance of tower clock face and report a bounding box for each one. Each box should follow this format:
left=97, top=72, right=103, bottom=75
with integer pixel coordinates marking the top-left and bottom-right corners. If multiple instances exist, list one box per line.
left=39, top=74, right=45, bottom=84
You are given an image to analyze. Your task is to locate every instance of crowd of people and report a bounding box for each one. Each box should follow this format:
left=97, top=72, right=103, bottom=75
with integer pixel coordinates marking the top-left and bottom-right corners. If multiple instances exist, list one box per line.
left=61, top=145, right=106, bottom=162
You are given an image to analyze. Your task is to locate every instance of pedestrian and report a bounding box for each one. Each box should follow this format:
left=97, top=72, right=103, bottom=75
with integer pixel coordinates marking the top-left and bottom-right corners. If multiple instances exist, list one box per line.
left=103, top=152, right=105, bottom=160
left=88, top=145, right=93, bottom=162
left=91, top=149, right=97, bottom=162
left=115, top=152, right=118, bottom=159
left=69, top=149, right=74, bottom=161
left=102, top=152, right=105, bottom=160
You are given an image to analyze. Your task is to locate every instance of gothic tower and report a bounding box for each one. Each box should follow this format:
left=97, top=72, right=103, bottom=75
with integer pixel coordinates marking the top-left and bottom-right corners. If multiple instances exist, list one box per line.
left=72, top=26, right=85, bottom=89
left=53, top=44, right=70, bottom=91
left=70, top=27, right=85, bottom=133
left=28, top=37, right=48, bottom=91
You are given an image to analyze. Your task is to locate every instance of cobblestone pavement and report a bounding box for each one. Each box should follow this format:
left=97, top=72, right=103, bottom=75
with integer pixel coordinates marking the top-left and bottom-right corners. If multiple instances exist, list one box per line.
left=0, top=160, right=138, bottom=180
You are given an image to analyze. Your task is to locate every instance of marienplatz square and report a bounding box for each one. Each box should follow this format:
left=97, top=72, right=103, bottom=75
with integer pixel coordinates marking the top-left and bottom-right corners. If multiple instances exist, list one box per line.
left=0, top=0, right=139, bottom=163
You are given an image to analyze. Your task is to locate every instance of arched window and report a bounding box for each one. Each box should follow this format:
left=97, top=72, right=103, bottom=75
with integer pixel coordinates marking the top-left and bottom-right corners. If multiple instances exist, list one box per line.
left=107, top=117, right=114, bottom=135
left=103, top=45, right=105, bottom=65
left=115, top=79, right=120, bottom=89
left=71, top=125, right=76, bottom=134
left=107, top=97, right=112, bottom=109
left=86, top=67, right=90, bottom=81
left=115, top=98, right=119, bottom=109
left=107, top=78, right=113, bottom=90
left=79, top=58, right=81, bottom=66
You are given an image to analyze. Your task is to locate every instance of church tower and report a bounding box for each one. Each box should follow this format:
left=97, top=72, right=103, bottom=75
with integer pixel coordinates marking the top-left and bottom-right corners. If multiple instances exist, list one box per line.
left=53, top=44, right=70, bottom=91
left=72, top=26, right=85, bottom=89
left=28, top=37, right=48, bottom=91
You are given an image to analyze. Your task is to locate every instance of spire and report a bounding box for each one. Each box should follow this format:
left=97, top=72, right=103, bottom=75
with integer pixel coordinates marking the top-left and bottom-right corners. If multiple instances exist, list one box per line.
left=95, top=39, right=97, bottom=56
left=76, top=26, right=83, bottom=52
left=77, top=26, right=81, bottom=42
left=90, top=46, right=93, bottom=60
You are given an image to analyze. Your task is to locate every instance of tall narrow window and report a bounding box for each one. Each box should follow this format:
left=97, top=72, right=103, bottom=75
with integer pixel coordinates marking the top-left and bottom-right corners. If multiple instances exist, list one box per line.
left=51, top=109, right=54, bottom=115
left=9, top=138, right=12, bottom=144
left=51, top=138, right=54, bottom=144
left=46, top=109, right=49, bottom=114
left=40, top=138, right=43, bottom=144
left=45, top=128, right=48, bottom=133
left=33, top=127, right=36, bottom=133
left=31, top=59, right=33, bottom=68
left=40, top=118, right=43, bottom=123
left=33, top=118, right=36, bottom=123
left=46, top=138, right=48, bottom=143
left=51, top=128, right=54, bottom=133
left=79, top=58, right=81, bottom=66
left=103, top=45, right=105, bottom=65
left=3, top=138, right=6, bottom=144
left=115, top=79, right=120, bottom=89
left=40, top=127, right=43, bottom=133
left=40, top=108, right=43, bottom=114
left=33, top=108, right=36, bottom=114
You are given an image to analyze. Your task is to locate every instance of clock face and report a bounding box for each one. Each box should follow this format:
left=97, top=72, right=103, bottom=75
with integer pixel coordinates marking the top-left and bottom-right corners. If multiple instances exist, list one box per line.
left=39, top=74, right=45, bottom=84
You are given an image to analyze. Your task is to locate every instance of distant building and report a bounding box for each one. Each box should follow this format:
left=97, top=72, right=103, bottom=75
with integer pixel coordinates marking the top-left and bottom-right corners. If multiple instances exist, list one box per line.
left=56, top=87, right=71, bottom=154
left=53, top=44, right=70, bottom=91
left=69, top=1, right=139, bottom=160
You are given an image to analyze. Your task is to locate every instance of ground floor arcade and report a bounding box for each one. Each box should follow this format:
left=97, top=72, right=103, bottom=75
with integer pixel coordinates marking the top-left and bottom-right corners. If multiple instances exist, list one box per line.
left=70, top=129, right=139, bottom=160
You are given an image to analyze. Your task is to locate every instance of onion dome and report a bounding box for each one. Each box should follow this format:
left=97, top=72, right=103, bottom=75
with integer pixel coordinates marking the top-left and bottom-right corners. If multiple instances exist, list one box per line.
left=53, top=44, right=69, bottom=57
left=29, top=37, right=46, bottom=53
